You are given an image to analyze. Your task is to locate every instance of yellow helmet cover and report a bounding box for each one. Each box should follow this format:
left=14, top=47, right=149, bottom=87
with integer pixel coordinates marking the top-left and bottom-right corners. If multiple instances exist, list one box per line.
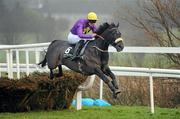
left=87, top=12, right=98, bottom=20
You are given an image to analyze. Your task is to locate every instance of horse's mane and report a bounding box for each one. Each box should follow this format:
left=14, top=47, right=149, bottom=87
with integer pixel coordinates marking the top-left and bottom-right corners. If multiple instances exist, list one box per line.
left=95, top=22, right=117, bottom=35
left=95, top=22, right=110, bottom=35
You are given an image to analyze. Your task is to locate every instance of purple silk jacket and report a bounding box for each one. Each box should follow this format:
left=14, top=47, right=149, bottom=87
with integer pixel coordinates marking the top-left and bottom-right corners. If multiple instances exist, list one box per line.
left=70, top=19, right=96, bottom=39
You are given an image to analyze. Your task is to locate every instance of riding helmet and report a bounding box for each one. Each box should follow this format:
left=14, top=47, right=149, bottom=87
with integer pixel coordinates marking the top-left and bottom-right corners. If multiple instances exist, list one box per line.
left=87, top=12, right=98, bottom=21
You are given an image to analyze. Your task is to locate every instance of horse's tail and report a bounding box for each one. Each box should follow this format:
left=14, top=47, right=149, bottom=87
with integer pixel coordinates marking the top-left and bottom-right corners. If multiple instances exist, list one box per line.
left=38, top=55, right=47, bottom=67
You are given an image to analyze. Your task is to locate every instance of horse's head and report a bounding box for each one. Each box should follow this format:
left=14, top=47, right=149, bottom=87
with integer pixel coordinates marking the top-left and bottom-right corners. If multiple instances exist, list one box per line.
left=106, top=23, right=124, bottom=52
left=96, top=22, right=124, bottom=52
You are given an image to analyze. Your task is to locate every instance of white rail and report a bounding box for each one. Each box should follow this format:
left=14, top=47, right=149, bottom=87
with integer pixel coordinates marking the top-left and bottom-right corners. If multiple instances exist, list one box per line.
left=0, top=42, right=50, bottom=50
left=109, top=47, right=180, bottom=53
left=0, top=42, right=180, bottom=113
left=0, top=43, right=180, bottom=53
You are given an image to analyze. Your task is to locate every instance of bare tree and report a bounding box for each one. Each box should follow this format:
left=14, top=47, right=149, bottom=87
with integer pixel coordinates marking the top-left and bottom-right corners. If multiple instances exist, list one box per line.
left=117, top=0, right=180, bottom=66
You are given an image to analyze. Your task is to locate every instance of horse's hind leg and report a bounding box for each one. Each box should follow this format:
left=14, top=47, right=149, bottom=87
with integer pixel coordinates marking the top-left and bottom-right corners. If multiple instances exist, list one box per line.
left=56, top=65, right=63, bottom=77
left=50, top=69, right=54, bottom=79
left=50, top=65, right=62, bottom=79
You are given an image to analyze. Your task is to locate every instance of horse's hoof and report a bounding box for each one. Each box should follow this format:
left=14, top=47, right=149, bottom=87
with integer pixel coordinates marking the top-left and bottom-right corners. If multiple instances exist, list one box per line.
left=115, top=90, right=121, bottom=95
left=113, top=90, right=121, bottom=99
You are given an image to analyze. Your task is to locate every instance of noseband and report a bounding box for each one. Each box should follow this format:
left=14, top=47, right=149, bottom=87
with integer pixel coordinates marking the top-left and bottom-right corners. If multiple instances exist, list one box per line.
left=115, top=38, right=123, bottom=43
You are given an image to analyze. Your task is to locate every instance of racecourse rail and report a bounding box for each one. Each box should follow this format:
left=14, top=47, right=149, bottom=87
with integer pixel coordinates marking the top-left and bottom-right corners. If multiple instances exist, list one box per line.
left=0, top=42, right=180, bottom=114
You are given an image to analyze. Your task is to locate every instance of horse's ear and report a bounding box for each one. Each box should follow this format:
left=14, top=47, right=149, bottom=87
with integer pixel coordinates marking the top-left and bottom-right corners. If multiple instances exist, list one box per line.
left=116, top=22, right=119, bottom=27
left=105, top=22, right=109, bottom=26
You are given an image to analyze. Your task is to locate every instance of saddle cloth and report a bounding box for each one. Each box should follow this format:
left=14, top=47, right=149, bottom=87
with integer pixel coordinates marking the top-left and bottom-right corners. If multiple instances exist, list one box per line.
left=63, top=41, right=90, bottom=59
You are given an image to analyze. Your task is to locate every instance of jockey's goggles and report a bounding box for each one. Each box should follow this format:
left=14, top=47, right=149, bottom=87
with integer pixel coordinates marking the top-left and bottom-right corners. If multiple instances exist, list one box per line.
left=89, top=20, right=97, bottom=23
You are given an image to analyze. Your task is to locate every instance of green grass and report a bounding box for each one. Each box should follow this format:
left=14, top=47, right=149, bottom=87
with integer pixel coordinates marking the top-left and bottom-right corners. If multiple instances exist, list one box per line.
left=0, top=106, right=179, bottom=119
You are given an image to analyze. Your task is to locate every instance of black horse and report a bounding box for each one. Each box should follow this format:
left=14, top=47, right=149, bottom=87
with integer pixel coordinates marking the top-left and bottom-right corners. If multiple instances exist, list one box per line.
left=39, top=22, right=124, bottom=98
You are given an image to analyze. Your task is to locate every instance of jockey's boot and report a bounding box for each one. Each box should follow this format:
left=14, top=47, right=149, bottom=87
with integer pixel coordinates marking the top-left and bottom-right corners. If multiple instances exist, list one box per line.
left=71, top=40, right=84, bottom=61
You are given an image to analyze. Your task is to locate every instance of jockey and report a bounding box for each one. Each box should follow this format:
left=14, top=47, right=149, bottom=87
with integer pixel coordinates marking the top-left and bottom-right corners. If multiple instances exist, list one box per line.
left=68, top=12, right=98, bottom=60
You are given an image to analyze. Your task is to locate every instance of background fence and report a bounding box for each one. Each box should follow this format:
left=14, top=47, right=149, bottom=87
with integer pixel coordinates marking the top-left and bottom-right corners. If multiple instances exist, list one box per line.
left=0, top=42, right=180, bottom=113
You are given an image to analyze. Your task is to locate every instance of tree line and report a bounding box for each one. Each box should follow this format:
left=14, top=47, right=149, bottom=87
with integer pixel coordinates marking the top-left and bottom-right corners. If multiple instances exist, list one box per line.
left=115, top=0, right=180, bottom=67
left=0, top=0, right=69, bottom=45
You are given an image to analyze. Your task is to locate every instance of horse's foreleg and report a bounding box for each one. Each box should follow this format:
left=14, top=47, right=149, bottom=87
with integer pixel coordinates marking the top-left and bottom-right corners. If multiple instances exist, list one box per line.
left=95, top=68, right=120, bottom=98
left=104, top=67, right=119, bottom=89
left=50, top=69, right=54, bottom=79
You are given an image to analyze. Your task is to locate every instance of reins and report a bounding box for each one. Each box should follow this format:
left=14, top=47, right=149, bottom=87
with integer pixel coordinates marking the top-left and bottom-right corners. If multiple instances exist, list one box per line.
left=91, top=34, right=108, bottom=52
left=92, top=46, right=108, bottom=52
left=90, top=24, right=119, bottom=53
left=96, top=34, right=105, bottom=40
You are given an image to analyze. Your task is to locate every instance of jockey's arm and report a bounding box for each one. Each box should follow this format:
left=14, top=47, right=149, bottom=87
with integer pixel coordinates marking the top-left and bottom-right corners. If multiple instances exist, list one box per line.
left=91, top=25, right=97, bottom=33
left=77, top=25, right=94, bottom=39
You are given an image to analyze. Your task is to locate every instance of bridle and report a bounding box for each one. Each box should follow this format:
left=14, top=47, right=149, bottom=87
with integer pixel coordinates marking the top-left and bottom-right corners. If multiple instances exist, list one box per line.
left=92, top=26, right=122, bottom=52
left=92, top=34, right=108, bottom=52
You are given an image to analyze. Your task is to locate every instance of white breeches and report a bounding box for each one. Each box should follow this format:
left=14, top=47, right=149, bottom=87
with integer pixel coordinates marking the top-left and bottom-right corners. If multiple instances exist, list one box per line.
left=68, top=32, right=81, bottom=44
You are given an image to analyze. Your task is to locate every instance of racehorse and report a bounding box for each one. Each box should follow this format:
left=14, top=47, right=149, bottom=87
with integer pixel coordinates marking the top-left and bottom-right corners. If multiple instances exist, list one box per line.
left=38, top=22, right=124, bottom=98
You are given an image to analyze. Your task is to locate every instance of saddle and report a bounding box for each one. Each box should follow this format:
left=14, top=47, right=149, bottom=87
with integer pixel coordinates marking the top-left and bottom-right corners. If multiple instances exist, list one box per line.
left=63, top=41, right=90, bottom=60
